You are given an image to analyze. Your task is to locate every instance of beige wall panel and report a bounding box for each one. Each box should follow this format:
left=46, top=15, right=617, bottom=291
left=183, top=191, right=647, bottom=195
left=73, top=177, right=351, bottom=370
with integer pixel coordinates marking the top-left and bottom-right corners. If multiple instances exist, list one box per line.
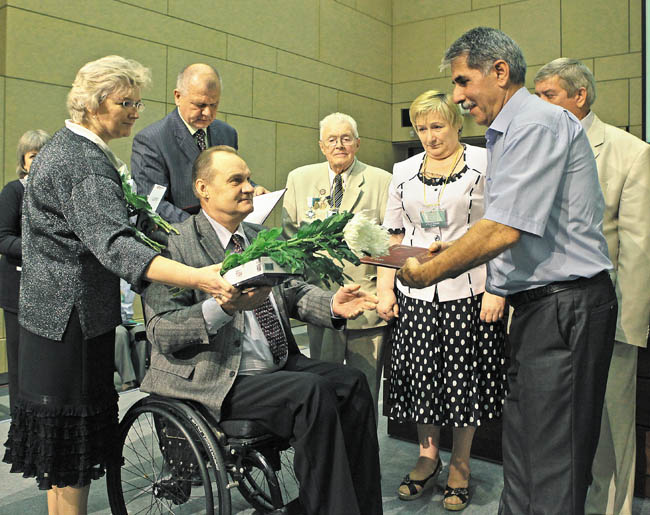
left=0, top=339, right=6, bottom=375
left=0, top=7, right=5, bottom=75
left=594, top=53, right=642, bottom=81
left=445, top=7, right=500, bottom=49
left=5, top=9, right=168, bottom=102
left=392, top=102, right=417, bottom=142
left=629, top=78, right=642, bottom=127
left=275, top=123, right=320, bottom=184
left=592, top=80, right=629, bottom=128
left=277, top=52, right=390, bottom=103
left=117, top=0, right=167, bottom=14
left=0, top=76, right=4, bottom=184
left=0, top=311, right=4, bottom=340
left=166, top=48, right=253, bottom=117
left=11, top=0, right=225, bottom=61
left=273, top=123, right=320, bottom=228
left=226, top=114, right=276, bottom=190
left=393, top=77, right=453, bottom=104
left=336, top=0, right=355, bottom=9
left=357, top=137, right=395, bottom=173
left=562, top=0, right=628, bottom=58
left=319, top=87, right=339, bottom=121
left=461, top=114, right=487, bottom=138
left=111, top=100, right=168, bottom=167
left=253, top=70, right=319, bottom=128
left=629, top=125, right=642, bottom=140
left=393, top=18, right=446, bottom=83
left=3, top=80, right=67, bottom=181
left=630, top=0, right=642, bottom=52
left=337, top=92, right=390, bottom=141
left=393, top=0, right=472, bottom=25
left=502, top=0, right=560, bottom=66
left=168, top=0, right=319, bottom=59
left=350, top=75, right=391, bottom=104
left=472, top=0, right=520, bottom=7
left=357, top=0, right=391, bottom=24
left=227, top=35, right=277, bottom=73
left=320, top=1, right=391, bottom=82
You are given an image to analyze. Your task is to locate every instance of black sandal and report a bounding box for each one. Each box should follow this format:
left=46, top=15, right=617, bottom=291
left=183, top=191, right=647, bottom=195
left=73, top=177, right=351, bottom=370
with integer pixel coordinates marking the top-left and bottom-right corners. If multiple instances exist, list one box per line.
left=443, top=483, right=470, bottom=511
left=397, top=458, right=442, bottom=500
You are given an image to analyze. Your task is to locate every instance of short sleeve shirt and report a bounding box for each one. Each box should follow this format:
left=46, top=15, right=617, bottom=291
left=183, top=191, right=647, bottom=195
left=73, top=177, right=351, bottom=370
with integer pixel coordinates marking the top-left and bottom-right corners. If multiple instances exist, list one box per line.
left=483, top=88, right=611, bottom=296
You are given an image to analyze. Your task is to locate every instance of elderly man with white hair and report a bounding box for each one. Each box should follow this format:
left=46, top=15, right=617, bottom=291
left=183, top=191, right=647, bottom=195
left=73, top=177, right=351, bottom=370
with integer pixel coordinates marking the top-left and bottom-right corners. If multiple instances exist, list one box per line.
left=535, top=57, right=650, bottom=515
left=282, top=112, right=392, bottom=415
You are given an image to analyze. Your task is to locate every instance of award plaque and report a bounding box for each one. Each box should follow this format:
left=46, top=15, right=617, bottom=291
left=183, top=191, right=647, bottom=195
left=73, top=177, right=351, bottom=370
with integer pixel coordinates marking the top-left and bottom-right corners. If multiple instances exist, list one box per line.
left=359, top=244, right=438, bottom=269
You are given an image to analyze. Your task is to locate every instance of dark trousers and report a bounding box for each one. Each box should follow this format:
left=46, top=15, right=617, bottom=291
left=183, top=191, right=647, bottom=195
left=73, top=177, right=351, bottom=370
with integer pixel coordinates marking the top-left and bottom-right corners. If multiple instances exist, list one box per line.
left=221, top=354, right=382, bottom=515
left=499, top=274, right=617, bottom=515
left=4, top=310, right=19, bottom=415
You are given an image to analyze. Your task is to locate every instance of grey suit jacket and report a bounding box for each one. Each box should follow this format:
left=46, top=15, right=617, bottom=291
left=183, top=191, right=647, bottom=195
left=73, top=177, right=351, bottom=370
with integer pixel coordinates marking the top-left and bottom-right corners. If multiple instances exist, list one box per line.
left=140, top=212, right=339, bottom=420
left=20, top=128, right=158, bottom=340
left=131, top=109, right=238, bottom=224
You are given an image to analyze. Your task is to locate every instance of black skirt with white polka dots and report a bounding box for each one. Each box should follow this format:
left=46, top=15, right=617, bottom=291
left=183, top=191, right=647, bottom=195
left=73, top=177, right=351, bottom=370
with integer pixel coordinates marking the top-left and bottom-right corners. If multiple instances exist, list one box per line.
left=388, top=290, right=507, bottom=427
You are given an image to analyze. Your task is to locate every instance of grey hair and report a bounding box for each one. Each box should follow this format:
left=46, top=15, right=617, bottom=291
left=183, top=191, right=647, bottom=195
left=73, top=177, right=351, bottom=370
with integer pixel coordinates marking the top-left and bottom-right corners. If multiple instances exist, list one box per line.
left=534, top=58, right=596, bottom=108
left=319, top=112, right=359, bottom=140
left=16, top=129, right=51, bottom=178
left=443, top=27, right=527, bottom=85
left=67, top=55, right=151, bottom=123
left=176, top=64, right=222, bottom=94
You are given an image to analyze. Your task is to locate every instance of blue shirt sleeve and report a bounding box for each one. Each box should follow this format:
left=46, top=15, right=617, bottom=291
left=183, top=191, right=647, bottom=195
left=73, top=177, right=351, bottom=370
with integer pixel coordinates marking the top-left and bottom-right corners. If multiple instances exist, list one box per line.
left=484, top=119, right=572, bottom=237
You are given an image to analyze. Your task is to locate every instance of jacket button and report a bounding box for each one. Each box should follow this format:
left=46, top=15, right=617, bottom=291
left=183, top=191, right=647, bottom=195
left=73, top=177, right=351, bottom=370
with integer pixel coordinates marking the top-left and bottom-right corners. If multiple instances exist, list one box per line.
left=233, top=340, right=240, bottom=347
left=229, top=371, right=235, bottom=377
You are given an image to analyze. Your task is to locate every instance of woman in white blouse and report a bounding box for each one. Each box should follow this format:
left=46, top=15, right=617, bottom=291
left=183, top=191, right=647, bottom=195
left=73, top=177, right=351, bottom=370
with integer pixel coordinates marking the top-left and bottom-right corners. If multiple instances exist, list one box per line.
left=377, top=91, right=507, bottom=511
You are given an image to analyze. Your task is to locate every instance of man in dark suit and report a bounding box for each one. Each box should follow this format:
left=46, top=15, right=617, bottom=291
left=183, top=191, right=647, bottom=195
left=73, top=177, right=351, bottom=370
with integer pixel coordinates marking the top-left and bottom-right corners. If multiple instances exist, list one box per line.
left=131, top=63, right=266, bottom=223
left=140, top=146, right=383, bottom=515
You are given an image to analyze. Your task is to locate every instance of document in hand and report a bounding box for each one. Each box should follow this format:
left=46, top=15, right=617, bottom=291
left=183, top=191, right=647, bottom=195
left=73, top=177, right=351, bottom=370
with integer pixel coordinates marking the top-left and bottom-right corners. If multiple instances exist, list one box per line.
left=360, top=244, right=436, bottom=269
left=244, top=189, right=287, bottom=225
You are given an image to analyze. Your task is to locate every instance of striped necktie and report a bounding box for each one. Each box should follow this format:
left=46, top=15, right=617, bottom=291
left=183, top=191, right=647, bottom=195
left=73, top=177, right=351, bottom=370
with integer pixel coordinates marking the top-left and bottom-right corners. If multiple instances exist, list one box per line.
left=332, top=174, right=343, bottom=209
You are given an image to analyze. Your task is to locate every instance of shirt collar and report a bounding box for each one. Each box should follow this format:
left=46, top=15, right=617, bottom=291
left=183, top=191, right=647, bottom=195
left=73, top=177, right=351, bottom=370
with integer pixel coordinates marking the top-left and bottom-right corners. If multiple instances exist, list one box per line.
left=64, top=119, right=129, bottom=176
left=580, top=110, right=594, bottom=133
left=487, top=86, right=529, bottom=135
left=327, top=157, right=356, bottom=186
left=177, top=107, right=203, bottom=136
left=201, top=209, right=247, bottom=249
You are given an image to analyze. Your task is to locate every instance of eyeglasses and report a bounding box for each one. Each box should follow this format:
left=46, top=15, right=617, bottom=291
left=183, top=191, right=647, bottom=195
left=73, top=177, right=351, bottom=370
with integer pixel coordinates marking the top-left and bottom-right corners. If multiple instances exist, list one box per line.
left=322, top=135, right=356, bottom=148
left=116, top=99, right=145, bottom=112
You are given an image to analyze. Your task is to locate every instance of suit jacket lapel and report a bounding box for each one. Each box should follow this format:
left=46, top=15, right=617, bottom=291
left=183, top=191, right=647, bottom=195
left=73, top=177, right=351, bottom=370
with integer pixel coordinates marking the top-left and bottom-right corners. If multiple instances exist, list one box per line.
left=587, top=113, right=606, bottom=160
left=171, top=109, right=201, bottom=165
left=340, top=159, right=364, bottom=212
left=195, top=212, right=226, bottom=265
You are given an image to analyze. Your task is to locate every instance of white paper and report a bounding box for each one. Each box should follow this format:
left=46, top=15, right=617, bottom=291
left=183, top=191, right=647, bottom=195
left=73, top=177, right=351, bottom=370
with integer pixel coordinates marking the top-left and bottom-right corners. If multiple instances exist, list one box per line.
left=244, top=188, right=287, bottom=225
left=148, top=184, right=167, bottom=212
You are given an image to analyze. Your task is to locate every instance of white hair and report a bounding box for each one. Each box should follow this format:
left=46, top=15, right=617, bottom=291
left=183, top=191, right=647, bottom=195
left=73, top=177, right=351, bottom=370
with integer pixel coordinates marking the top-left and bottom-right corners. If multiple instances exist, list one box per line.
left=319, top=112, right=359, bottom=140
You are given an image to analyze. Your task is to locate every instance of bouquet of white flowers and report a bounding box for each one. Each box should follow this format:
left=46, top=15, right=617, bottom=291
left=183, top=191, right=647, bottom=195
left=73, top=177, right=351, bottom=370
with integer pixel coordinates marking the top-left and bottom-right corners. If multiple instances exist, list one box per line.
left=221, top=211, right=390, bottom=288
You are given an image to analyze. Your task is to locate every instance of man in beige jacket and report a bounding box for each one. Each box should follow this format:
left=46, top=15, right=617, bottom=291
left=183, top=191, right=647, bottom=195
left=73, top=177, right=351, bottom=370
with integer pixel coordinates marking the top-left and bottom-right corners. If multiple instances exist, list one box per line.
left=282, top=112, right=392, bottom=414
left=536, top=58, right=650, bottom=515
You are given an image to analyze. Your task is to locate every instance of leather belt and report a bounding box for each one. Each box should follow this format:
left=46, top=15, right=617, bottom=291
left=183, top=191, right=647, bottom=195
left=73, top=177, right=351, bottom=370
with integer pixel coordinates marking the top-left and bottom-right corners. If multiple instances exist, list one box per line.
left=507, top=270, right=610, bottom=309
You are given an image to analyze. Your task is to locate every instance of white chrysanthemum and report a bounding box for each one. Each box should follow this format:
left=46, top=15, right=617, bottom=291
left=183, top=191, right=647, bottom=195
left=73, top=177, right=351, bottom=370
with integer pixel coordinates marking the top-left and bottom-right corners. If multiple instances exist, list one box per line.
left=343, top=212, right=390, bottom=257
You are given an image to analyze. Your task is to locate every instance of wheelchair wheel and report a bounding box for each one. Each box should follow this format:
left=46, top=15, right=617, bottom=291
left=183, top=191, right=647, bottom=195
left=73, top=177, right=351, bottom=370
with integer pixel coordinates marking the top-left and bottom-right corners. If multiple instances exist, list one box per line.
left=107, top=398, right=231, bottom=514
left=233, top=443, right=299, bottom=512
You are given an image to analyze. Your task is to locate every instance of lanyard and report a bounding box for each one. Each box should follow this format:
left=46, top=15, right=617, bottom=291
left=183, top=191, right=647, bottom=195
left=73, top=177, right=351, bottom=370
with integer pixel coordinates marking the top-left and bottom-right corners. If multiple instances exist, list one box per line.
left=422, top=145, right=464, bottom=207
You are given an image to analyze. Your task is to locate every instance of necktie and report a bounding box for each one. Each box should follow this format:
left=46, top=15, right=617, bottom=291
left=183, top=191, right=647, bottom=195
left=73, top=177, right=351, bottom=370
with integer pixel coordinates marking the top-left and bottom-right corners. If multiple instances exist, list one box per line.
left=194, top=129, right=207, bottom=151
left=332, top=174, right=343, bottom=209
left=231, top=234, right=288, bottom=364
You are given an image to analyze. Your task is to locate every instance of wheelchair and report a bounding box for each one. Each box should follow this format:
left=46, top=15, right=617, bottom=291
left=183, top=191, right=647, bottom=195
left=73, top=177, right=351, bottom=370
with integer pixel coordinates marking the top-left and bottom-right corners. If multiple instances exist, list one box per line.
left=106, top=394, right=301, bottom=514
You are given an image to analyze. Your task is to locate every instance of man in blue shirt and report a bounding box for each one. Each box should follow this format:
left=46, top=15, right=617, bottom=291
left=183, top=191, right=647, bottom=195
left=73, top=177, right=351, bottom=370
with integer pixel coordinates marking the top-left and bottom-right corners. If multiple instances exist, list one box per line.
left=398, top=27, right=616, bottom=515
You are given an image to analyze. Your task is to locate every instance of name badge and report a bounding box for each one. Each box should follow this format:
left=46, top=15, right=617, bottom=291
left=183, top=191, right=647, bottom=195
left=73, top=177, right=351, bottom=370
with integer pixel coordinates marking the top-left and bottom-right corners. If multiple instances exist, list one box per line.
left=420, top=208, right=447, bottom=228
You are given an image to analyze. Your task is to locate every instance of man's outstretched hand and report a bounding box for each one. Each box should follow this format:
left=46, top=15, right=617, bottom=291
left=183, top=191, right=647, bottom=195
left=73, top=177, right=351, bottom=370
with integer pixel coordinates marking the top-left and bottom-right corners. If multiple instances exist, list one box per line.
left=332, top=284, right=378, bottom=319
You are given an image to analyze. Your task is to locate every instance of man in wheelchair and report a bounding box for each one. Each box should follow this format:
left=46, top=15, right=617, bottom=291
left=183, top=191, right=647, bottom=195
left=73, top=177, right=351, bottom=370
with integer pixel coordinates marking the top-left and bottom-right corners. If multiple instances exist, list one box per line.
left=140, top=145, right=383, bottom=515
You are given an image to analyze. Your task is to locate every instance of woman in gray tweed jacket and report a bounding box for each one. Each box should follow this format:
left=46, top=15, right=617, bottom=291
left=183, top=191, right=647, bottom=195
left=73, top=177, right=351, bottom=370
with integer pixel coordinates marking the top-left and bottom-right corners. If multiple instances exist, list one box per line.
left=2, top=55, right=227, bottom=515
